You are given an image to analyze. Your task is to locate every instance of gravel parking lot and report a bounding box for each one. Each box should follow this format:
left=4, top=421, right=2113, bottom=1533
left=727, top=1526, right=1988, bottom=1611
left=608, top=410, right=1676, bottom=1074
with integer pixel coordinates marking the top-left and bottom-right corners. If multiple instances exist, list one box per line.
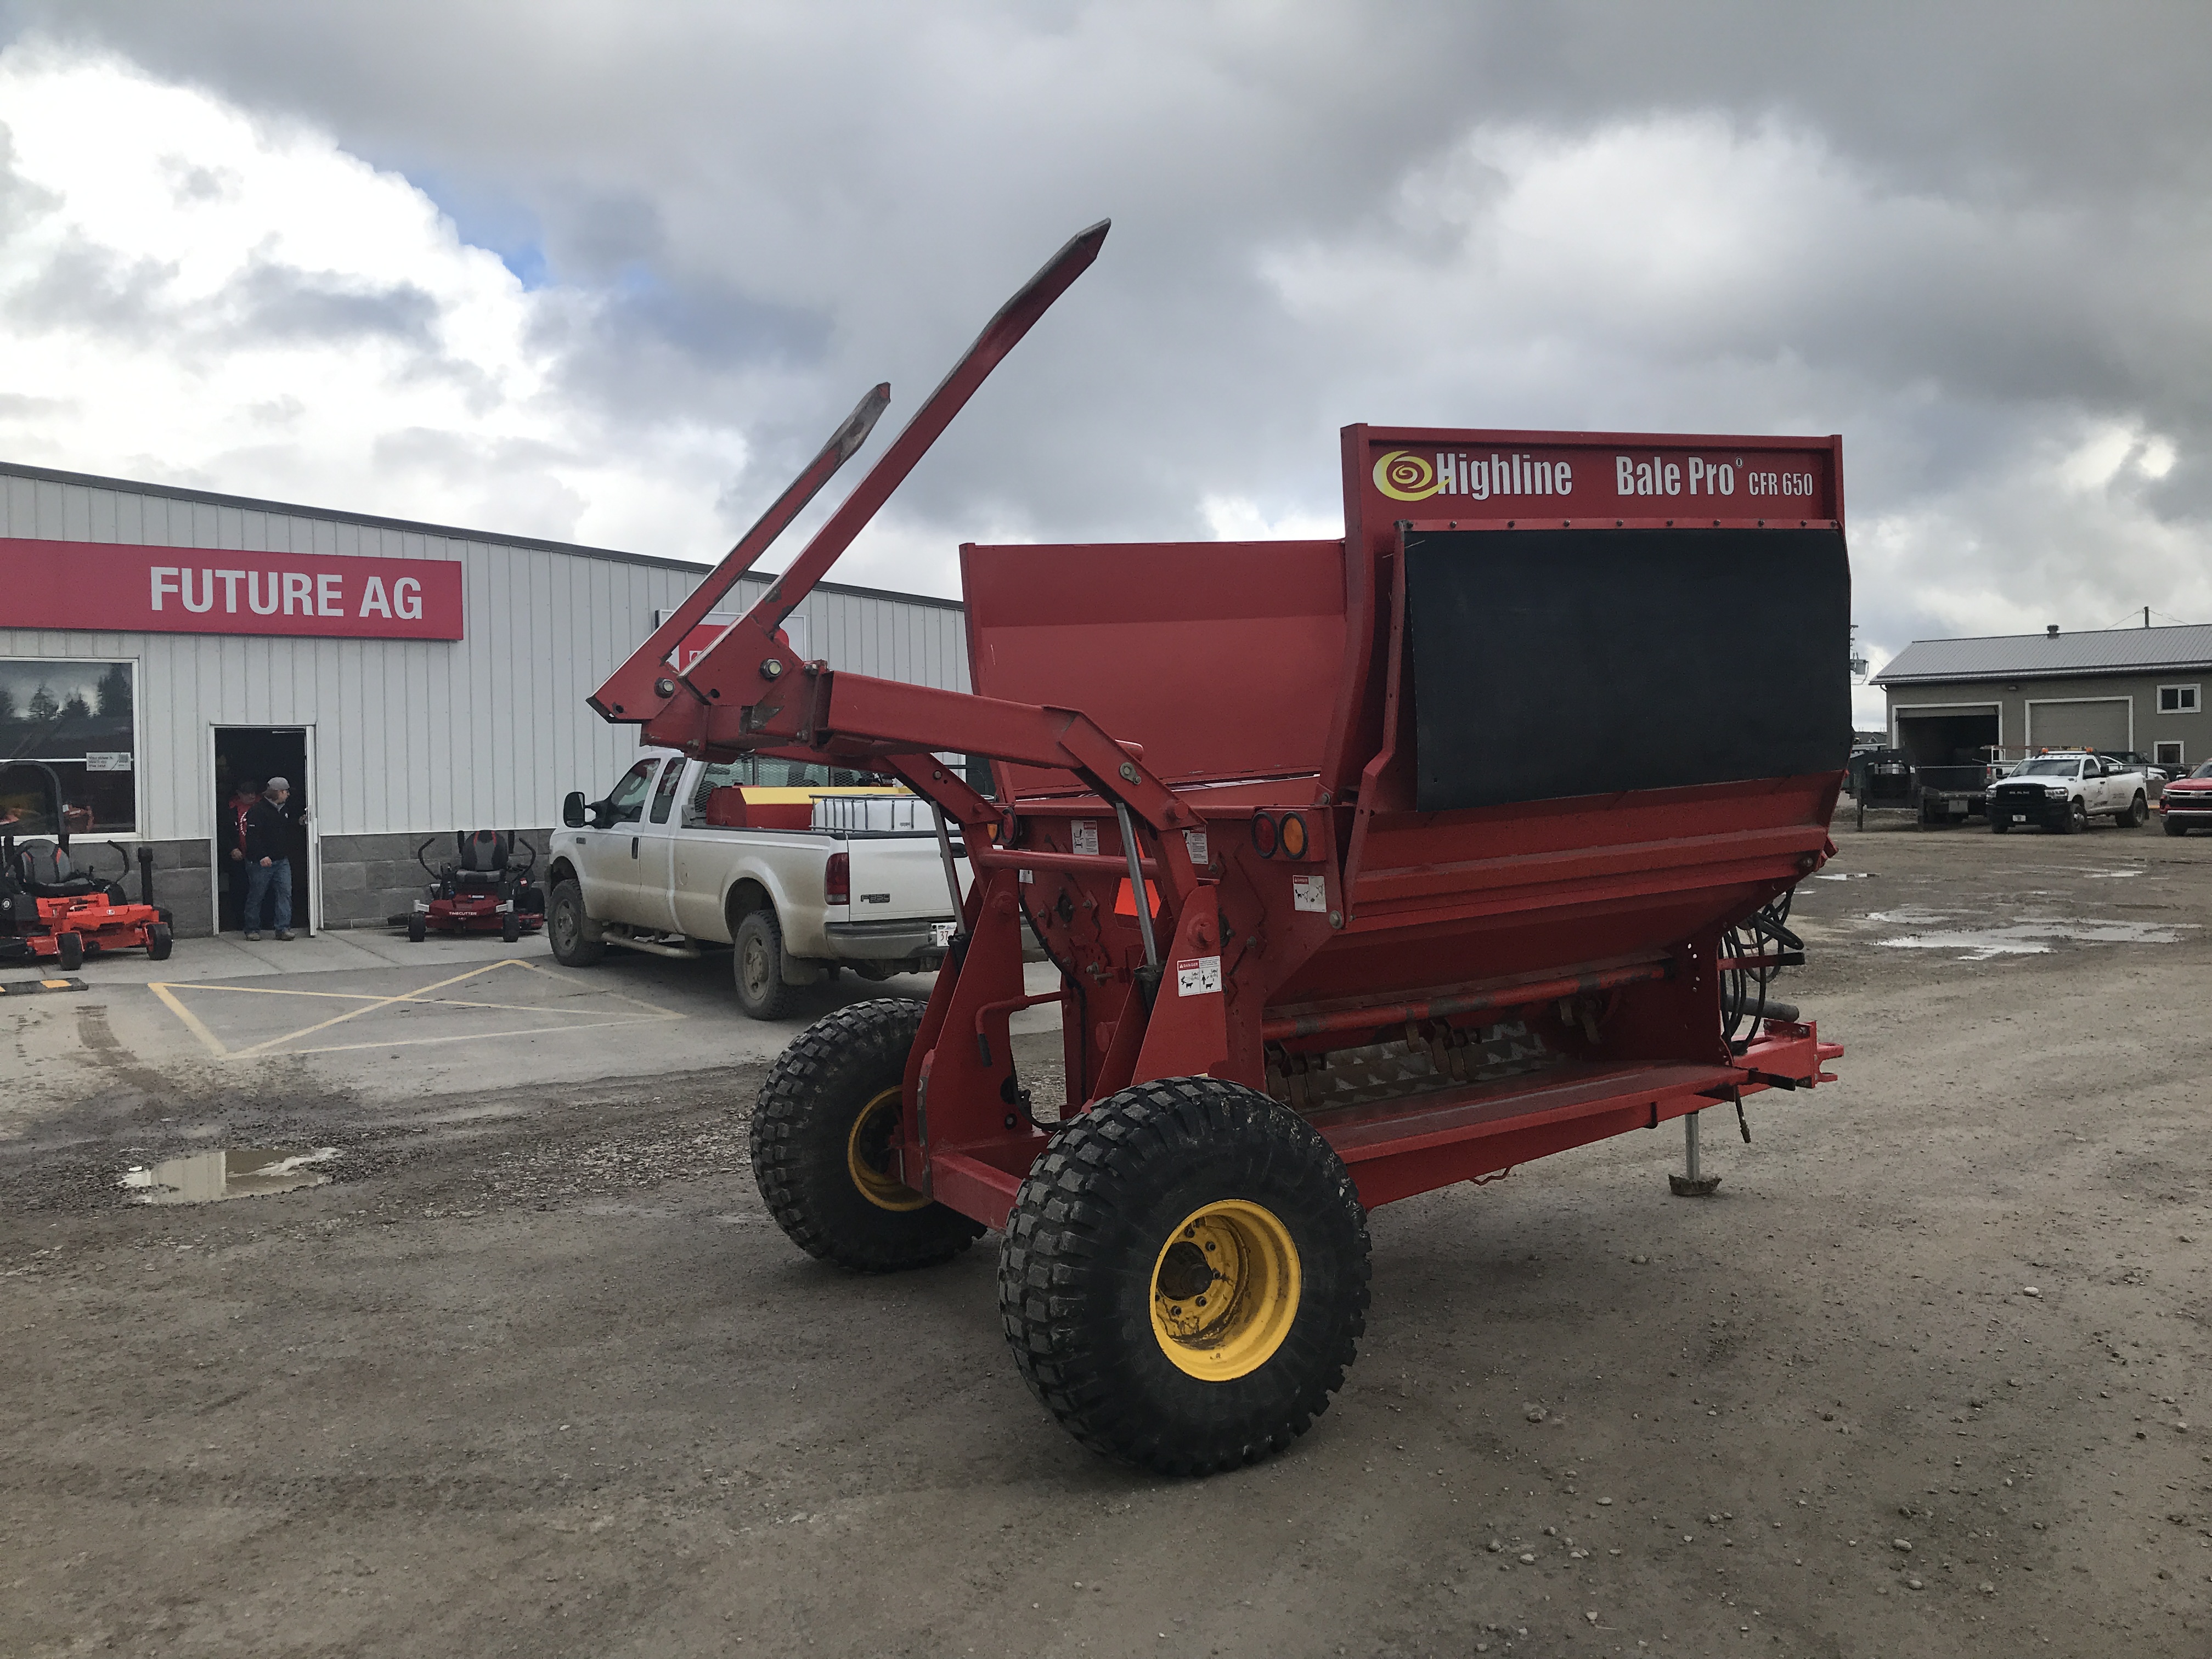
left=5, top=817, right=2210, bottom=1657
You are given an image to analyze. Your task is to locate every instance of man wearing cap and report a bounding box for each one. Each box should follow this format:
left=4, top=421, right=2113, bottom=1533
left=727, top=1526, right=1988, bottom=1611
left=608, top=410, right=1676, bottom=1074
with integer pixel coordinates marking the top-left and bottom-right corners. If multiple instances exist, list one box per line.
left=241, top=777, right=309, bottom=941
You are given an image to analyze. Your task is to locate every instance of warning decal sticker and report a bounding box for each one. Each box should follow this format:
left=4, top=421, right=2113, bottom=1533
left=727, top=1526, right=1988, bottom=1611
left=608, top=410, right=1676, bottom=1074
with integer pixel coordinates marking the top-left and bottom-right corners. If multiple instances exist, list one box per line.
left=1176, top=955, right=1222, bottom=996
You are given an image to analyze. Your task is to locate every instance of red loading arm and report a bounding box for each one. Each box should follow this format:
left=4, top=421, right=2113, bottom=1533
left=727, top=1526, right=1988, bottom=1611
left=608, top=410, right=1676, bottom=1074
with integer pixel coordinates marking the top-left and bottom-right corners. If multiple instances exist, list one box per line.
left=665, top=220, right=1110, bottom=725
left=589, top=382, right=891, bottom=724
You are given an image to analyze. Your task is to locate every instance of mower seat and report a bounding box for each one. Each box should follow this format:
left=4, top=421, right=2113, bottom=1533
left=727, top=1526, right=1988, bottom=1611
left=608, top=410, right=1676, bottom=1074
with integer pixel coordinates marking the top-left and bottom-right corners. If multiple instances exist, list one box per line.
left=453, top=830, right=511, bottom=890
left=11, top=840, right=99, bottom=900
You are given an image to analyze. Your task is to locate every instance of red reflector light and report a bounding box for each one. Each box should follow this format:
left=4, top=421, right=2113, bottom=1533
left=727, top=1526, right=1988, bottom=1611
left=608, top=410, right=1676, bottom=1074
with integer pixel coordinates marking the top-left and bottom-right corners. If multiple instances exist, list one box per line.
left=1279, top=812, right=1309, bottom=859
left=825, top=851, right=850, bottom=906
left=1251, top=813, right=1279, bottom=857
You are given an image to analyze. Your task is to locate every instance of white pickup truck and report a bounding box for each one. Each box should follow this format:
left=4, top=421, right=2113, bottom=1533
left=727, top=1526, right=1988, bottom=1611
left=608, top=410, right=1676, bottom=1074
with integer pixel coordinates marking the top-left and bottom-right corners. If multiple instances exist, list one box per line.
left=1986, top=751, right=2149, bottom=833
left=546, top=748, right=966, bottom=1018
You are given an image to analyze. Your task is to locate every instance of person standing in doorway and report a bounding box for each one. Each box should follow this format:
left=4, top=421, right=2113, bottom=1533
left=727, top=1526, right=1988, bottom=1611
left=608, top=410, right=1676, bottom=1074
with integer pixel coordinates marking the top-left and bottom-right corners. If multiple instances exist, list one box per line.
left=242, top=777, right=309, bottom=941
left=225, top=778, right=260, bottom=932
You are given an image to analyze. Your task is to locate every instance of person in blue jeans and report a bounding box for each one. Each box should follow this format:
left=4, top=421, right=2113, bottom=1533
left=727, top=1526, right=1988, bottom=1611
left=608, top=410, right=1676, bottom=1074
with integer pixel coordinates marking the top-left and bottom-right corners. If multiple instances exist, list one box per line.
left=241, top=776, right=309, bottom=941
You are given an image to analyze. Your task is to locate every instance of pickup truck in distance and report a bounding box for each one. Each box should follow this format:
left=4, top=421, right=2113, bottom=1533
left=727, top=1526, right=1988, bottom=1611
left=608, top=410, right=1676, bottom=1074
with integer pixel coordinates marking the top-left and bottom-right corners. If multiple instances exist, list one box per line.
left=546, top=748, right=966, bottom=1018
left=1986, top=751, right=2149, bottom=834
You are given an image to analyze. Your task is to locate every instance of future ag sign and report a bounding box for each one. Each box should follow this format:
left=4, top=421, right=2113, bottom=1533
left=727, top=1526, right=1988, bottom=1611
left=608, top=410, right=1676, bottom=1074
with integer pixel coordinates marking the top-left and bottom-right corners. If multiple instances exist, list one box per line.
left=0, top=538, right=464, bottom=640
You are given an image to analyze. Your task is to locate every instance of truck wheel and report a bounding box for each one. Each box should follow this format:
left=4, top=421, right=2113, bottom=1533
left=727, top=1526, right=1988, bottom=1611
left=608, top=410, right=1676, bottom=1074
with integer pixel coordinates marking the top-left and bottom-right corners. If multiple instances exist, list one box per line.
left=2056, top=799, right=2087, bottom=834
left=2165, top=815, right=2190, bottom=837
left=2124, top=791, right=2148, bottom=828
left=997, top=1076, right=1370, bottom=1476
left=146, top=923, right=172, bottom=962
left=1989, top=814, right=2009, bottom=833
left=548, top=880, right=603, bottom=966
left=733, top=909, right=794, bottom=1020
left=751, top=998, right=983, bottom=1272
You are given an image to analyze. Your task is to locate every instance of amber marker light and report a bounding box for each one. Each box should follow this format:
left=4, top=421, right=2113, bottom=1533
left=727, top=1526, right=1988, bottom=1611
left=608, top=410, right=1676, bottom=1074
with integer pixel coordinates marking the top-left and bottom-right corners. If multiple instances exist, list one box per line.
left=1279, top=813, right=1309, bottom=859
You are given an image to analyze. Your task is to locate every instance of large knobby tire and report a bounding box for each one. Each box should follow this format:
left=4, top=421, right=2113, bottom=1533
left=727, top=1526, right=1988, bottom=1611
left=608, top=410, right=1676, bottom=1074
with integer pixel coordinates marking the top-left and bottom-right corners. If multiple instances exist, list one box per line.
left=732, top=909, right=793, bottom=1020
left=751, top=998, right=984, bottom=1271
left=548, top=879, right=602, bottom=966
left=2123, top=791, right=2149, bottom=828
left=998, top=1076, right=1371, bottom=1476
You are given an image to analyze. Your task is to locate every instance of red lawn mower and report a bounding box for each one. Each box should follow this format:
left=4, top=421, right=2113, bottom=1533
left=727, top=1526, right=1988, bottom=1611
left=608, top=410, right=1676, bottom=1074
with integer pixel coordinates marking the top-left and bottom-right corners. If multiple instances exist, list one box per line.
left=1, top=762, right=172, bottom=969
left=400, top=831, right=545, bottom=943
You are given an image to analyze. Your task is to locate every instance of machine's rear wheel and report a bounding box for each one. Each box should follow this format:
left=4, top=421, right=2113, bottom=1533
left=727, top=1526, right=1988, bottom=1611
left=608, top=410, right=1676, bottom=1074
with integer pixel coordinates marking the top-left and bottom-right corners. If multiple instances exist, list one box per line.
left=548, top=879, right=602, bottom=966
left=145, top=923, right=172, bottom=962
left=998, top=1076, right=1370, bottom=1476
left=751, top=998, right=984, bottom=1272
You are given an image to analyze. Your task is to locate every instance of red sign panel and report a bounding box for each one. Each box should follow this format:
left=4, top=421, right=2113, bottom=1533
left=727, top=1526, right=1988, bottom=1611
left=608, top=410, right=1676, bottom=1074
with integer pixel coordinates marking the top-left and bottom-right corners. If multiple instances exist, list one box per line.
left=0, top=538, right=465, bottom=640
left=1343, top=426, right=1843, bottom=549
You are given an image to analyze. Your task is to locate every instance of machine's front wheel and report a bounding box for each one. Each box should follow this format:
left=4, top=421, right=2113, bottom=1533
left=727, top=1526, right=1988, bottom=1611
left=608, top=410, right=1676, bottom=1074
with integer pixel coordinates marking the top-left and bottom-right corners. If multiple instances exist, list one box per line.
left=998, top=1076, right=1370, bottom=1476
left=751, top=998, right=985, bottom=1272
left=407, top=914, right=427, bottom=943
left=548, top=880, right=602, bottom=966
left=145, top=923, right=172, bottom=962
left=501, top=910, right=521, bottom=944
left=55, top=931, right=83, bottom=972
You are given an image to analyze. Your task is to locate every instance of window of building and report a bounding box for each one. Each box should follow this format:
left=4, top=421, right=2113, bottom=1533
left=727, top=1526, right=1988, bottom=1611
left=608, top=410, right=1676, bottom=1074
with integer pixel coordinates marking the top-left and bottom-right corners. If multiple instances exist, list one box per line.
left=2155, top=740, right=2185, bottom=768
left=2157, top=684, right=2200, bottom=714
left=0, top=658, right=137, bottom=834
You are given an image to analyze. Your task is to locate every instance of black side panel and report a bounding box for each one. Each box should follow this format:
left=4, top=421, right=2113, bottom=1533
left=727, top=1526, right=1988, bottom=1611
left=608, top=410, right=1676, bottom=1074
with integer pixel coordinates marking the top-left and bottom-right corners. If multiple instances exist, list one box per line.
left=1405, top=527, right=1852, bottom=811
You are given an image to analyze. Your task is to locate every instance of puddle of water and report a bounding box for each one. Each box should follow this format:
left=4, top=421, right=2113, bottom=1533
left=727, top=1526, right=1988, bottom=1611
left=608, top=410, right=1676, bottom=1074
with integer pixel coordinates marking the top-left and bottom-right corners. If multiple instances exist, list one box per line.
left=1874, top=916, right=2192, bottom=962
left=121, top=1148, right=337, bottom=1204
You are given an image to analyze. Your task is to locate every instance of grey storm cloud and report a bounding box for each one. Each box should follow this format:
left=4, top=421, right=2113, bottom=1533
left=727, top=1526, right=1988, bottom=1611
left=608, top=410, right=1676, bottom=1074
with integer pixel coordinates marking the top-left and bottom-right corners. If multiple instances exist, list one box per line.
left=4, top=0, right=2212, bottom=675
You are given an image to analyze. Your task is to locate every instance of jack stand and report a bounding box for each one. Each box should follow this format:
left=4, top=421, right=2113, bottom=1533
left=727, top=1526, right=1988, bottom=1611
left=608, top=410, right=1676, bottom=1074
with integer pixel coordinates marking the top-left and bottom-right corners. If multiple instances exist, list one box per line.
left=1669, top=1109, right=1722, bottom=1197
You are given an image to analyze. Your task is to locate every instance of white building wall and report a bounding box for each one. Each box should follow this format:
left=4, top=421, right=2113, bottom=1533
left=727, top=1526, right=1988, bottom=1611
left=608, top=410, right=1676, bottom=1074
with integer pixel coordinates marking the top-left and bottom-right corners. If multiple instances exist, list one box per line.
left=0, top=468, right=970, bottom=841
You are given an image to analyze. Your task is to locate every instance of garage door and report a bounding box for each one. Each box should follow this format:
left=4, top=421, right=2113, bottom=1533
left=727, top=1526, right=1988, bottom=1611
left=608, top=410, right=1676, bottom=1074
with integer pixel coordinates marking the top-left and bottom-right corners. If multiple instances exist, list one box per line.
left=2028, top=699, right=2130, bottom=751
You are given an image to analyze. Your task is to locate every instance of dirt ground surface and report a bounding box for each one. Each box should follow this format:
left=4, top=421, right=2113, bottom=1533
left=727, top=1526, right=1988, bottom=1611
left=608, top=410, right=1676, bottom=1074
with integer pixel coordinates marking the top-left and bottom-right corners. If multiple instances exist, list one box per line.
left=5, top=814, right=2210, bottom=1658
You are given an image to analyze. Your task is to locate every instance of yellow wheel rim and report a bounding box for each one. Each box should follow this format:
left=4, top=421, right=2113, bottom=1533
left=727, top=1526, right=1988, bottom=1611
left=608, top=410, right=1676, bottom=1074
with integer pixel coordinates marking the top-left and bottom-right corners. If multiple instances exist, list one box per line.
left=845, top=1086, right=929, bottom=1212
left=1148, top=1199, right=1301, bottom=1381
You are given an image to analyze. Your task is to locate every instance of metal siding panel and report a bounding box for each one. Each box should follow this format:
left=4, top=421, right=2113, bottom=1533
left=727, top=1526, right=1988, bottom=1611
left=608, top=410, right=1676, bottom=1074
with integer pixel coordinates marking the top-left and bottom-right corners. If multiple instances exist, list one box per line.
left=89, top=486, right=117, bottom=544
left=60, top=483, right=92, bottom=540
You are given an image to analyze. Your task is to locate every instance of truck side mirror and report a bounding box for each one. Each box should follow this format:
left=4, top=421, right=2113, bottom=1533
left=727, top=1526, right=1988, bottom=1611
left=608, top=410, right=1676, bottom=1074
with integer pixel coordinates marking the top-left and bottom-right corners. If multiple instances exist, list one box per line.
left=562, top=791, right=586, bottom=828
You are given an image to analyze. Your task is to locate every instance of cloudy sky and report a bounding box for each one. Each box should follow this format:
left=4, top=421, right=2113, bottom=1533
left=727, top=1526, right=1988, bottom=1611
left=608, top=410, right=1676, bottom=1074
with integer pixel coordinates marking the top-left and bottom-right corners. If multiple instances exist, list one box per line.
left=2, top=3, right=2208, bottom=721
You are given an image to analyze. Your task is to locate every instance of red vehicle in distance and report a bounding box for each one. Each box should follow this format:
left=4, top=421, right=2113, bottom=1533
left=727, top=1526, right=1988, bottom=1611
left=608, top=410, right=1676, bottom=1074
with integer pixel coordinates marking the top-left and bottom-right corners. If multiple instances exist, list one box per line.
left=2158, top=759, right=2212, bottom=836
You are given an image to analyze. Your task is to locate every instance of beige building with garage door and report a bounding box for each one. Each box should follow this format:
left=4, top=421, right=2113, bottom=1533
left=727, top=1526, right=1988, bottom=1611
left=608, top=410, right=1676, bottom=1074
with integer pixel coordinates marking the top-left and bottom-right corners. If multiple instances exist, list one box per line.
left=1875, top=621, right=2212, bottom=771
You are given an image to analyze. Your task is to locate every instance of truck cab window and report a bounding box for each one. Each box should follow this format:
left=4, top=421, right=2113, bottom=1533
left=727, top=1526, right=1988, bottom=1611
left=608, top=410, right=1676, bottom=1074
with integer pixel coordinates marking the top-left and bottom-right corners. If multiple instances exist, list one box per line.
left=604, top=759, right=659, bottom=825
left=685, top=760, right=744, bottom=827
left=648, top=757, right=687, bottom=823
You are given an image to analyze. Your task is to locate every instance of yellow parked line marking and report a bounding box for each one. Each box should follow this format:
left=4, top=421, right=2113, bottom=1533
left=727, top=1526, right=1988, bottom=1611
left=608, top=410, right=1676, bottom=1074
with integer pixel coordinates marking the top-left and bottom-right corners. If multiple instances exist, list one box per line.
left=146, top=959, right=684, bottom=1059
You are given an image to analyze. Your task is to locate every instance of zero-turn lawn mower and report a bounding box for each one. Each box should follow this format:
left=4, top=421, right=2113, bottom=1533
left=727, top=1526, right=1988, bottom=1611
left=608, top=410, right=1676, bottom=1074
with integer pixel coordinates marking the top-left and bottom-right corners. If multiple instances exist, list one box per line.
left=400, top=831, right=544, bottom=943
left=0, top=761, right=172, bottom=969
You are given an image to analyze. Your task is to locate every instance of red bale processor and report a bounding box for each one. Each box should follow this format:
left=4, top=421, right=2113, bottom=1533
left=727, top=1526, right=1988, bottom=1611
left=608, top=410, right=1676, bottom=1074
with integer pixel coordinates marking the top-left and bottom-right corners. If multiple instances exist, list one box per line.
left=591, top=222, right=1849, bottom=1474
